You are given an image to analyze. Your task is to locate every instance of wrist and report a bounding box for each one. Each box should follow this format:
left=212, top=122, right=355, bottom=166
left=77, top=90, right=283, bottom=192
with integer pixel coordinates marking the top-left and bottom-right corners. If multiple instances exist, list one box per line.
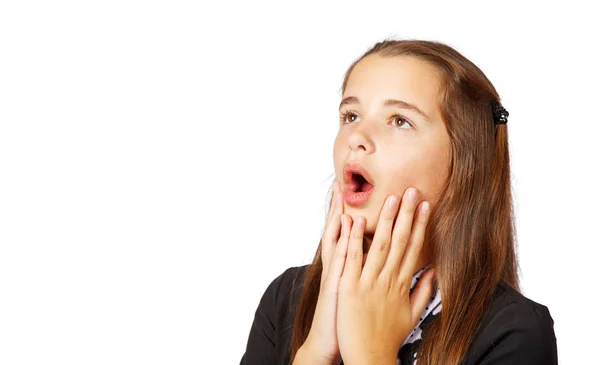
left=293, top=344, right=339, bottom=365
left=344, top=353, right=397, bottom=365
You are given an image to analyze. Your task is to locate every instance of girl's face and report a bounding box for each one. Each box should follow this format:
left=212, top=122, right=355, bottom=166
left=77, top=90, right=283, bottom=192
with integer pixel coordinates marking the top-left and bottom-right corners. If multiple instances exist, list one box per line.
left=333, top=55, right=451, bottom=244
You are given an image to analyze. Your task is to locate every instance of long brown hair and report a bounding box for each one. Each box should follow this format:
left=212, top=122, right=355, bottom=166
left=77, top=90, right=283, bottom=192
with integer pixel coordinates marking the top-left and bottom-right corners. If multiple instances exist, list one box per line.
left=290, top=39, right=519, bottom=365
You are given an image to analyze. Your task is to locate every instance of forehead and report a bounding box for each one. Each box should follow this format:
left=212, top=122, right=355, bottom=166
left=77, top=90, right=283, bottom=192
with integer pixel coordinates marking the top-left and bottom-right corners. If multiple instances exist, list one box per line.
left=343, top=55, right=442, bottom=114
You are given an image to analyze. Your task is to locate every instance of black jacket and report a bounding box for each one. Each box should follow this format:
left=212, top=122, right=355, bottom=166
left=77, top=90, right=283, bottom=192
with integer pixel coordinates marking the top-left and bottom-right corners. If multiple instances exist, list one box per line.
left=240, top=265, right=558, bottom=365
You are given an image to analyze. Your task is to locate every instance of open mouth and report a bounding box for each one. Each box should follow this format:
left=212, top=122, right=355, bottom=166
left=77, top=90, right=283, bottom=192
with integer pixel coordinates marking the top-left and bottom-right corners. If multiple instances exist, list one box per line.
left=343, top=162, right=375, bottom=206
left=349, top=172, right=374, bottom=192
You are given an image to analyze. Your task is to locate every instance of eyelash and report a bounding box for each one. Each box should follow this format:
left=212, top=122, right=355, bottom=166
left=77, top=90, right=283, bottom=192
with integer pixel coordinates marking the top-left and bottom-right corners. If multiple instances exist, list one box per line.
left=339, top=110, right=414, bottom=129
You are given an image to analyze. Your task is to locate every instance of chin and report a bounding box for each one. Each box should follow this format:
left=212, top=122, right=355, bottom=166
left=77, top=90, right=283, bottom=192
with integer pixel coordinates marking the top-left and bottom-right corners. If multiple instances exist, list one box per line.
left=342, top=208, right=377, bottom=233
left=365, top=220, right=377, bottom=234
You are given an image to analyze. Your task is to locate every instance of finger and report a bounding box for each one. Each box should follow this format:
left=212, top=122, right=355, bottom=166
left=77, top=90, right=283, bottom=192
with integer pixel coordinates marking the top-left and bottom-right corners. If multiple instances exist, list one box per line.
left=322, top=214, right=351, bottom=293
left=322, top=181, right=343, bottom=274
left=398, top=200, right=430, bottom=279
left=326, top=180, right=340, bottom=221
left=409, top=268, right=436, bottom=324
left=361, top=194, right=400, bottom=281
left=322, top=181, right=338, bottom=236
left=342, top=215, right=364, bottom=283
left=381, top=187, right=419, bottom=278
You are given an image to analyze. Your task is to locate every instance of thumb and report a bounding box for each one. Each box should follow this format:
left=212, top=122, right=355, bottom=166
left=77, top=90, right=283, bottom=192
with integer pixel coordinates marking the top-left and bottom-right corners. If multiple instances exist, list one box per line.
left=409, top=268, right=436, bottom=325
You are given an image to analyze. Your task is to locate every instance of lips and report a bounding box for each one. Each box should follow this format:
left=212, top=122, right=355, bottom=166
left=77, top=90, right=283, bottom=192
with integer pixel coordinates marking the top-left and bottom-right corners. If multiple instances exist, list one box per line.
left=343, top=162, right=375, bottom=206
left=344, top=162, right=374, bottom=190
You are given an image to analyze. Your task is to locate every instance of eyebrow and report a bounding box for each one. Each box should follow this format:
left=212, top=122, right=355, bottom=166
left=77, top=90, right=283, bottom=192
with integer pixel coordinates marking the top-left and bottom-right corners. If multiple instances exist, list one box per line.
left=338, top=96, right=431, bottom=121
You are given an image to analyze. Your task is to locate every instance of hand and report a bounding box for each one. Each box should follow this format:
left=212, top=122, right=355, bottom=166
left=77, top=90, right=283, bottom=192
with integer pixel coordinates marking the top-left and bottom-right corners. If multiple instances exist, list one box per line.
left=336, top=187, right=437, bottom=365
left=300, top=180, right=349, bottom=365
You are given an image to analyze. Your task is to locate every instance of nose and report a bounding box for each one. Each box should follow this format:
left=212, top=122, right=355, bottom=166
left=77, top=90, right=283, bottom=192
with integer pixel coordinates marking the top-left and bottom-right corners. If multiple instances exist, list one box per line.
left=347, top=123, right=375, bottom=154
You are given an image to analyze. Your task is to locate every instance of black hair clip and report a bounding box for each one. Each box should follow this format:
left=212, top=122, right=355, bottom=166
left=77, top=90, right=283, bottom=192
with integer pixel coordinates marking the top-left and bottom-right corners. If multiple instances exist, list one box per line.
left=492, top=103, right=509, bottom=125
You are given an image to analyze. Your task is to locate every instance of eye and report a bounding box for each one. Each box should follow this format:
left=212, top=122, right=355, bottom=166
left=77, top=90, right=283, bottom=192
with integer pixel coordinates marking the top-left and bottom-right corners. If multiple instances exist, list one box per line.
left=391, top=114, right=413, bottom=129
left=339, top=110, right=360, bottom=125
left=339, top=111, right=414, bottom=129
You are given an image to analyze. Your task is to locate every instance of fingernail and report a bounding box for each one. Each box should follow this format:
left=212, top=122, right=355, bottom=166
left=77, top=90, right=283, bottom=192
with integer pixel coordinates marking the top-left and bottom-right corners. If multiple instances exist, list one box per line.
left=357, top=216, right=365, bottom=228
left=421, top=201, right=430, bottom=214
left=407, top=188, right=417, bottom=202
left=387, top=195, right=399, bottom=209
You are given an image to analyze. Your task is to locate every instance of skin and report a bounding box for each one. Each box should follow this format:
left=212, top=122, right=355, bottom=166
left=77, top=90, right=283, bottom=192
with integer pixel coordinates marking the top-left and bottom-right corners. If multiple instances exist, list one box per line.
left=298, top=181, right=439, bottom=365
left=336, top=186, right=437, bottom=364
left=333, top=54, right=452, bottom=270
left=295, top=55, right=453, bottom=365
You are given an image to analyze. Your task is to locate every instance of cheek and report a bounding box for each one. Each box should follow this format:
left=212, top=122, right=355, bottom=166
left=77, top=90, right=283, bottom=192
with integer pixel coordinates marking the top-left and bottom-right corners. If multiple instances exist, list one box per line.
left=418, top=143, right=451, bottom=203
left=332, top=136, right=346, bottom=177
left=383, top=146, right=450, bottom=206
left=382, top=151, right=420, bottom=192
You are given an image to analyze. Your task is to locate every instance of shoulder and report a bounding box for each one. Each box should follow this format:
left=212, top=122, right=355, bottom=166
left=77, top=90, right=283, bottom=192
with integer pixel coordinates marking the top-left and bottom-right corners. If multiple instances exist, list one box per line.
left=262, top=265, right=309, bottom=303
left=240, top=265, right=310, bottom=365
left=265, top=265, right=311, bottom=359
left=259, top=265, right=310, bottom=325
left=462, top=280, right=558, bottom=365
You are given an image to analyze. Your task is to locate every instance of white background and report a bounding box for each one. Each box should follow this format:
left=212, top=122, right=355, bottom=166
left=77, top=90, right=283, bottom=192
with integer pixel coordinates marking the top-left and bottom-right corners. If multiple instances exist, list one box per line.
left=1, top=1, right=598, bottom=364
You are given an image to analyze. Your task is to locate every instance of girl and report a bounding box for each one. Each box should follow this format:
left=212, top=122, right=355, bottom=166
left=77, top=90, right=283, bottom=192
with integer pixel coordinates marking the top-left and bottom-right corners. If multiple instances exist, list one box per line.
left=239, top=39, right=558, bottom=365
